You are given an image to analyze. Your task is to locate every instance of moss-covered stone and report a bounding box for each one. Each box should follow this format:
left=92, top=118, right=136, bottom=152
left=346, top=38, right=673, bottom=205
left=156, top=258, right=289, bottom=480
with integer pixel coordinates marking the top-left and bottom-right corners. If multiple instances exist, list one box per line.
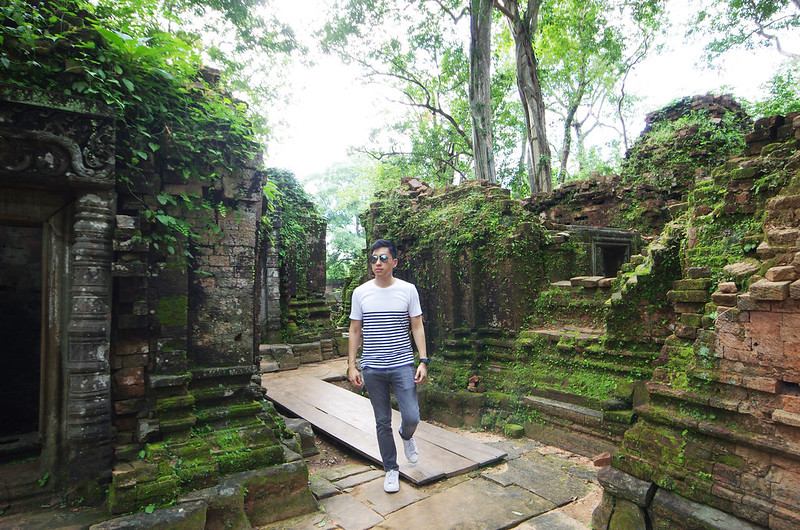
left=155, top=295, right=188, bottom=327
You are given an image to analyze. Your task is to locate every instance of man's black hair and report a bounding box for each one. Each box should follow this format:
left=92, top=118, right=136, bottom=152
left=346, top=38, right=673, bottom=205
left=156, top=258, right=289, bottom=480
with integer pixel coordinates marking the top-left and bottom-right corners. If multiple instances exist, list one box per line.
left=370, top=239, right=397, bottom=259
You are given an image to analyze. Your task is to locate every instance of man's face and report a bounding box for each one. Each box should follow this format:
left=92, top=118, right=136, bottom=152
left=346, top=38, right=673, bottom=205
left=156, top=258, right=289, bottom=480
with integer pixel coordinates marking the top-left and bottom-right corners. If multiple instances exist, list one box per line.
left=371, top=246, right=397, bottom=278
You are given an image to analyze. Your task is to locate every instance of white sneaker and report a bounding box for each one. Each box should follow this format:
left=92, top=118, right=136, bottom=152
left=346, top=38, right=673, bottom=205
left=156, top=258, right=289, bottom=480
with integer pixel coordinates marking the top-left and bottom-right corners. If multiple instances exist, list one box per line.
left=383, top=469, right=400, bottom=493
left=402, top=436, right=419, bottom=464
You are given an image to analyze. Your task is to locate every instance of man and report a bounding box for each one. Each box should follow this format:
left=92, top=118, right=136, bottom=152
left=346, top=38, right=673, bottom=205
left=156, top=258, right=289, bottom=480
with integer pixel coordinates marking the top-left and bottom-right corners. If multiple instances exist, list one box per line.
left=348, top=239, right=429, bottom=493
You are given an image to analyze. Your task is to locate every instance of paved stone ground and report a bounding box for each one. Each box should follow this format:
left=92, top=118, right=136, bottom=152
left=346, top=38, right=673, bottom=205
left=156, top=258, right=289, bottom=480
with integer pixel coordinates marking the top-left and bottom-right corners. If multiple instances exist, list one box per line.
left=260, top=439, right=601, bottom=530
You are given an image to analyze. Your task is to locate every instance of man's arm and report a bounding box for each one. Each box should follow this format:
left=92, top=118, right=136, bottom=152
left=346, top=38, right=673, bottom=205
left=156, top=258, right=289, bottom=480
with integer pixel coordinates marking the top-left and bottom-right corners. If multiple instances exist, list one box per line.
left=410, top=315, right=428, bottom=384
left=348, top=319, right=363, bottom=387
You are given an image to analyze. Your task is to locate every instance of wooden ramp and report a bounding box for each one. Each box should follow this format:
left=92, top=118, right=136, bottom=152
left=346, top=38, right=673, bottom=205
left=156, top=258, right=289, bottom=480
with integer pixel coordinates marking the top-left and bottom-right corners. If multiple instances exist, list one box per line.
left=263, top=362, right=506, bottom=485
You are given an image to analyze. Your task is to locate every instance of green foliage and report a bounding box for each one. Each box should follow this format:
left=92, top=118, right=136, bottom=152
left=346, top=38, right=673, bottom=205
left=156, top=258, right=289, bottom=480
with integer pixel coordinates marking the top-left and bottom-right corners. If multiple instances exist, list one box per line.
left=0, top=0, right=293, bottom=259
left=304, top=157, right=389, bottom=284
left=536, top=0, right=665, bottom=182
left=620, top=107, right=750, bottom=193
left=747, top=63, right=800, bottom=118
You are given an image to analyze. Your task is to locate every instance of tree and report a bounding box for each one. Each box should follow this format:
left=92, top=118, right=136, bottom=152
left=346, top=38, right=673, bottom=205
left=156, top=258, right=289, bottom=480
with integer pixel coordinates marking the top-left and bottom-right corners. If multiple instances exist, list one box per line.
left=470, top=0, right=497, bottom=182
left=693, top=0, right=799, bottom=60
left=493, top=0, right=553, bottom=194
left=536, top=0, right=665, bottom=180
left=321, top=0, right=476, bottom=185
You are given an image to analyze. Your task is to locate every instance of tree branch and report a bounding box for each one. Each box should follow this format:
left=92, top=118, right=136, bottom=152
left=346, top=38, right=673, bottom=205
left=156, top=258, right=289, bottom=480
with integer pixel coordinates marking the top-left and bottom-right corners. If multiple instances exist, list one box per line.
left=753, top=18, right=800, bottom=59
left=427, top=0, right=468, bottom=24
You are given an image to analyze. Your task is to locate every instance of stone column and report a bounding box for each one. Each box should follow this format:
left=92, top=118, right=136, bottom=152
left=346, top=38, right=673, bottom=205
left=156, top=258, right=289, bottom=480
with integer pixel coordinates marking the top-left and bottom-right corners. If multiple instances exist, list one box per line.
left=66, top=191, right=114, bottom=484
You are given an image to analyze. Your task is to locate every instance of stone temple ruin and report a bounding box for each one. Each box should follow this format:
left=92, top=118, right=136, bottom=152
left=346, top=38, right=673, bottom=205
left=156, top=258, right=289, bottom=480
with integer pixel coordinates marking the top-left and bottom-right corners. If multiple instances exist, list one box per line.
left=0, top=82, right=332, bottom=525
left=2, top=8, right=800, bottom=528
left=341, top=94, right=800, bottom=529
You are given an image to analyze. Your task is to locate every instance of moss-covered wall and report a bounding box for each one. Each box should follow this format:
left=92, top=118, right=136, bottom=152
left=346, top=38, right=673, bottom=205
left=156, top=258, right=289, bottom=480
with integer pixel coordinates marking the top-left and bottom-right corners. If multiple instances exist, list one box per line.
left=362, top=179, right=560, bottom=350
left=0, top=2, right=316, bottom=520
left=596, top=111, right=800, bottom=529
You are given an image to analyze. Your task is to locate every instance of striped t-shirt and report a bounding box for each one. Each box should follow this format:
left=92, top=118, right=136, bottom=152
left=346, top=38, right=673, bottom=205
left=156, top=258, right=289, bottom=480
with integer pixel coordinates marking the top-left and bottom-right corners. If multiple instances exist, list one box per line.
left=349, top=278, right=423, bottom=369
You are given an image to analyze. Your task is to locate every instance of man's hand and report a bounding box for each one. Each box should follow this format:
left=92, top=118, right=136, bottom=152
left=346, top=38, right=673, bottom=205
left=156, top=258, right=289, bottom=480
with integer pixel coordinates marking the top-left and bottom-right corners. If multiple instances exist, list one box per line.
left=348, top=365, right=363, bottom=387
left=414, top=362, right=427, bottom=385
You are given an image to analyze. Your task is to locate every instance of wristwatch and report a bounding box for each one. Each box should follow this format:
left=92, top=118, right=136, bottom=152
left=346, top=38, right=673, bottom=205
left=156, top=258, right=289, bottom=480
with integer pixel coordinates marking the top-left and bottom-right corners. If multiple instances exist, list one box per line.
left=419, top=358, right=430, bottom=365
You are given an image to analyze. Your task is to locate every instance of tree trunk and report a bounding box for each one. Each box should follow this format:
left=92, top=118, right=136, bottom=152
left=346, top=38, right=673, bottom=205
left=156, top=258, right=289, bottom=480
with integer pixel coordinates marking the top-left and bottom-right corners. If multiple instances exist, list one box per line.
left=558, top=104, right=577, bottom=184
left=499, top=0, right=552, bottom=194
left=558, top=77, right=587, bottom=184
left=469, top=0, right=497, bottom=183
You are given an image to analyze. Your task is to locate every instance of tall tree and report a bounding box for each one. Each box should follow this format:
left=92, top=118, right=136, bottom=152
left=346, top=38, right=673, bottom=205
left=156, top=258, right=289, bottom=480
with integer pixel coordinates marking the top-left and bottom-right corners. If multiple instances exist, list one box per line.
left=321, top=0, right=476, bottom=185
left=470, top=0, right=497, bottom=182
left=493, top=0, right=553, bottom=194
left=537, top=0, right=664, bottom=181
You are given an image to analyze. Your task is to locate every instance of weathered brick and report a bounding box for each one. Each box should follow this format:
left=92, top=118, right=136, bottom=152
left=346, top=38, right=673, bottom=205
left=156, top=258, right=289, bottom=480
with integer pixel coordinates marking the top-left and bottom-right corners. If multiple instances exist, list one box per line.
left=673, top=278, right=711, bottom=290
left=723, top=260, right=761, bottom=282
left=742, top=376, right=780, bottom=393
left=749, top=279, right=790, bottom=301
left=780, top=314, right=800, bottom=344
left=687, top=266, right=712, bottom=278
left=674, top=325, right=697, bottom=339
left=782, top=395, right=800, bottom=414
left=766, top=266, right=798, bottom=282
left=667, top=289, right=710, bottom=303
left=772, top=409, right=800, bottom=427
left=680, top=313, right=703, bottom=327
left=712, top=292, right=738, bottom=306
left=718, top=281, right=738, bottom=293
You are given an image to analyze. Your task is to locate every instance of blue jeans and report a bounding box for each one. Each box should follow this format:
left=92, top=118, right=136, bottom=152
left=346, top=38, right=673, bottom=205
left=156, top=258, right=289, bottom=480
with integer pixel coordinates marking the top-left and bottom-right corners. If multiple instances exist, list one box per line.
left=362, top=364, right=420, bottom=471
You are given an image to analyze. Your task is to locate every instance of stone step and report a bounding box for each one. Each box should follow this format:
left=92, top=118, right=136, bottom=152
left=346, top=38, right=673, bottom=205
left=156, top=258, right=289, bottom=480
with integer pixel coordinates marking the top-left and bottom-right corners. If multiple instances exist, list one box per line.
left=521, top=395, right=603, bottom=427
left=519, top=328, right=604, bottom=344
left=756, top=240, right=796, bottom=259
left=766, top=227, right=799, bottom=246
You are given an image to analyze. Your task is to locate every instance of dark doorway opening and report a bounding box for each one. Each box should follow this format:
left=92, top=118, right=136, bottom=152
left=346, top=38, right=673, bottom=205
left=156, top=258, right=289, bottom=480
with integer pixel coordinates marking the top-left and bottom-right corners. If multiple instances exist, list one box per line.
left=0, top=225, right=43, bottom=443
left=599, top=245, right=628, bottom=278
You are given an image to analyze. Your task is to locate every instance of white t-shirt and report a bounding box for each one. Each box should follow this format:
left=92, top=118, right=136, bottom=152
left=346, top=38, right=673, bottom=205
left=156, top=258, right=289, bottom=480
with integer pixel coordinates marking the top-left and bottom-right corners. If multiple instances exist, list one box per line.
left=350, top=278, right=423, bottom=369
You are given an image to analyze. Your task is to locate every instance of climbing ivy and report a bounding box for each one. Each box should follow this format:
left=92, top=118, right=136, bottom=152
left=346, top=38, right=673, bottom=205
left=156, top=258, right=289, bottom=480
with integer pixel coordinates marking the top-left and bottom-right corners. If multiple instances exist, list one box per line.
left=0, top=0, right=283, bottom=257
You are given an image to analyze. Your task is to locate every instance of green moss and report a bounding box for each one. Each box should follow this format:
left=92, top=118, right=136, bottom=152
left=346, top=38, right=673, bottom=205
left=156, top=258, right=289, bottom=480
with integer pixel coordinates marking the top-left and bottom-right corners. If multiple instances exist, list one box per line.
left=156, top=295, right=188, bottom=327
left=156, top=395, right=195, bottom=412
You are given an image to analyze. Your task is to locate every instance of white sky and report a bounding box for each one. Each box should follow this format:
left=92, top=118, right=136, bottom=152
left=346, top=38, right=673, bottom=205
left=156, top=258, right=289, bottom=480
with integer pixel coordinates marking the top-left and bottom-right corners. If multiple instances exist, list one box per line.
left=265, top=1, right=797, bottom=183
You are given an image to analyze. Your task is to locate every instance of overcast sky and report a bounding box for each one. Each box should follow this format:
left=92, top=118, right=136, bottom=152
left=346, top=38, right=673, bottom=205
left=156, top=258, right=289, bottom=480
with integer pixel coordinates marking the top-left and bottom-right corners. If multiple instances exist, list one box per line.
left=265, top=1, right=796, bottom=183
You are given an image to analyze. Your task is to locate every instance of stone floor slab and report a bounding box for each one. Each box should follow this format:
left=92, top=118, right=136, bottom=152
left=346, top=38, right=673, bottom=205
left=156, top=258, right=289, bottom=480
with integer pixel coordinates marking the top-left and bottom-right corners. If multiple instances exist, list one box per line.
left=487, top=440, right=542, bottom=461
left=318, top=464, right=374, bottom=482
left=482, top=455, right=591, bottom=507
left=376, top=477, right=555, bottom=529
left=319, top=493, right=385, bottom=530
left=259, top=508, right=338, bottom=530
left=350, top=477, right=430, bottom=517
left=309, top=474, right=340, bottom=499
left=334, top=469, right=385, bottom=490
left=515, top=510, right=590, bottom=529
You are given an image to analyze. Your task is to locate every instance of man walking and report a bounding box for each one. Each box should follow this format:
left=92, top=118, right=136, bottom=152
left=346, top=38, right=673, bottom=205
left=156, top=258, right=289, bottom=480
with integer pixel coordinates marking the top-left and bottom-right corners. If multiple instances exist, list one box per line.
left=348, top=239, right=429, bottom=493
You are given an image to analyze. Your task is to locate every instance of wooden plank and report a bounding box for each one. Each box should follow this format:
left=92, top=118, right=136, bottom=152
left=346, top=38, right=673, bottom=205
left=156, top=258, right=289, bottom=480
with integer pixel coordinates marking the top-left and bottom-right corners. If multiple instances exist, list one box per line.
left=264, top=369, right=507, bottom=484
left=268, top=385, right=444, bottom=484
left=274, top=381, right=470, bottom=482
left=277, top=376, right=505, bottom=466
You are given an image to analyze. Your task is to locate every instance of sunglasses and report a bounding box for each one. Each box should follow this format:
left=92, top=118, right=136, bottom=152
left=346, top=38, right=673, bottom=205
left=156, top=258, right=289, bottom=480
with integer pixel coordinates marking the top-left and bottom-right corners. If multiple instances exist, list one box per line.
left=371, top=254, right=391, bottom=264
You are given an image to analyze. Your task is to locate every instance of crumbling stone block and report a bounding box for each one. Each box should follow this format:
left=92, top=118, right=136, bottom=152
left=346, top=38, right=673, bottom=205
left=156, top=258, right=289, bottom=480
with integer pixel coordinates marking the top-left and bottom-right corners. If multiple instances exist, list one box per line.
left=597, top=466, right=656, bottom=508
left=749, top=279, right=790, bottom=301
left=766, top=266, right=798, bottom=282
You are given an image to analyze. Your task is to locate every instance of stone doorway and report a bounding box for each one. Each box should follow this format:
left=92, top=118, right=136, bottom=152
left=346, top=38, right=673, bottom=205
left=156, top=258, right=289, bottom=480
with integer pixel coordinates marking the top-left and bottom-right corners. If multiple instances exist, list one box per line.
left=597, top=244, right=629, bottom=278
left=0, top=224, right=43, bottom=443
left=0, top=88, right=115, bottom=504
left=0, top=188, right=76, bottom=470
